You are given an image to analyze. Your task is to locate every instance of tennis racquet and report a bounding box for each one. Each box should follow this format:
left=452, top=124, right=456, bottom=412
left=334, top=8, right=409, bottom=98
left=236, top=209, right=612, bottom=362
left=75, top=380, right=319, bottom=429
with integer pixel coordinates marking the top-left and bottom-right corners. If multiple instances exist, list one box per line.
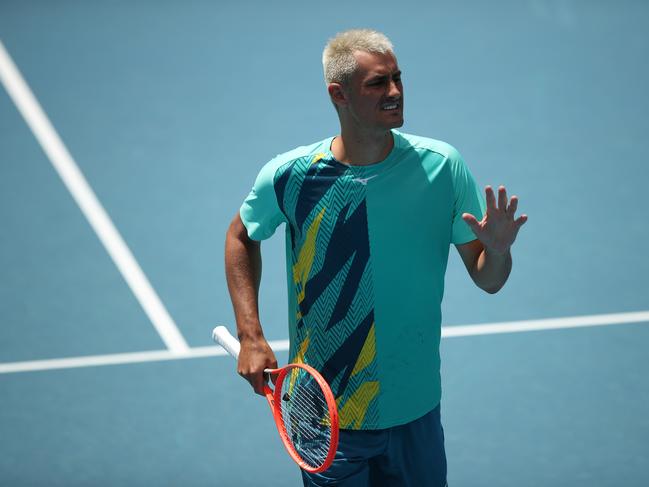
left=212, top=325, right=339, bottom=473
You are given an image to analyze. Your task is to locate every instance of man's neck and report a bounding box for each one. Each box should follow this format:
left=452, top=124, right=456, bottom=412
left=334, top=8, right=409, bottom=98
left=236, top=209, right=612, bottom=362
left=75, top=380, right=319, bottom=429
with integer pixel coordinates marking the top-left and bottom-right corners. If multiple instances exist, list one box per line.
left=331, top=127, right=394, bottom=166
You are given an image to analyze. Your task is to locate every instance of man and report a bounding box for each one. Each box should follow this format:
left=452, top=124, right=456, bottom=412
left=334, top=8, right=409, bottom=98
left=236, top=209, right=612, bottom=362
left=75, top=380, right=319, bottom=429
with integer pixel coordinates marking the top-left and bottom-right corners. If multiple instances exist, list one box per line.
left=225, top=29, right=527, bottom=486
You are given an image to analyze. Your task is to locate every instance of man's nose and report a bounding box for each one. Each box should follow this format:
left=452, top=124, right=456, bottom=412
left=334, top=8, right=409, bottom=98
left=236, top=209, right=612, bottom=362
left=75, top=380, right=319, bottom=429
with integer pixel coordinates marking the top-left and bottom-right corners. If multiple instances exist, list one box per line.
left=387, top=79, right=402, bottom=99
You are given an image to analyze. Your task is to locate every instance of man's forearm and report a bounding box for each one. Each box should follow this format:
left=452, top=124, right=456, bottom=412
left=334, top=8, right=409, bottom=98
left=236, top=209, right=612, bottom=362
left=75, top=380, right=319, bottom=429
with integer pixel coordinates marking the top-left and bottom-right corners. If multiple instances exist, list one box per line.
left=224, top=222, right=265, bottom=341
left=224, top=216, right=278, bottom=394
left=471, top=247, right=512, bottom=294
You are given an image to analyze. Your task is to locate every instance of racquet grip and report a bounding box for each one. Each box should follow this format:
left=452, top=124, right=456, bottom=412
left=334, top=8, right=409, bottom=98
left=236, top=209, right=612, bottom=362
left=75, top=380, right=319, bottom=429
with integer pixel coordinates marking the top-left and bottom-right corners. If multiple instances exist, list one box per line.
left=212, top=326, right=241, bottom=359
left=212, top=325, right=273, bottom=375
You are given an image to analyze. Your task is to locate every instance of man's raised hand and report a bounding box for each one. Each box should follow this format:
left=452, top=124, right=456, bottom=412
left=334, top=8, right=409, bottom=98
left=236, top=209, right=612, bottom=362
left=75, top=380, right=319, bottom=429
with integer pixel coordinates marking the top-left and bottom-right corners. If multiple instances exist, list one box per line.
left=462, top=185, right=527, bottom=255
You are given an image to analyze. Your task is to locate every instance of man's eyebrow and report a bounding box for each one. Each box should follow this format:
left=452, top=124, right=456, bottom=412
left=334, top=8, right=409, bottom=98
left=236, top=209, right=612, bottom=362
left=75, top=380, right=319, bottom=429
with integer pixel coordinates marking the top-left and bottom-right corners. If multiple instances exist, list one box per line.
left=366, top=70, right=402, bottom=82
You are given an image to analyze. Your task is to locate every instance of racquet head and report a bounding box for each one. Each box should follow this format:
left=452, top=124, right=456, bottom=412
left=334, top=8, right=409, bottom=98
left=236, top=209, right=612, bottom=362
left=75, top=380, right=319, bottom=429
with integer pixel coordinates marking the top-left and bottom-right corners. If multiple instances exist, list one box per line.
left=212, top=325, right=339, bottom=473
left=266, top=363, right=339, bottom=473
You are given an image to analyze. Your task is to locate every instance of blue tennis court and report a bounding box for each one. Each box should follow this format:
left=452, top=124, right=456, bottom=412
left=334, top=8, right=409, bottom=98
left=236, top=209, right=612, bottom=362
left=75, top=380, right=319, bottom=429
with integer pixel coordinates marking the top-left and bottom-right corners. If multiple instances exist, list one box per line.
left=1, top=1, right=648, bottom=485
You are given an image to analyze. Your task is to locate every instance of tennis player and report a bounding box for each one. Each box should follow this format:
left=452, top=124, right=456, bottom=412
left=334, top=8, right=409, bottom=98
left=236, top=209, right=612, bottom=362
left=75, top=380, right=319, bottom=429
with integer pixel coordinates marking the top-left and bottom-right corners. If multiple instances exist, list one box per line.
left=225, top=29, right=527, bottom=486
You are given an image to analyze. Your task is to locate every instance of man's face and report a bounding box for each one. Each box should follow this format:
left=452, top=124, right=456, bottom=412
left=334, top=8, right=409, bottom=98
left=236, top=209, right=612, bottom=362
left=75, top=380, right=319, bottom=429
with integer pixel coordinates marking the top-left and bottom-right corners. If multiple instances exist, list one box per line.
left=342, top=50, right=404, bottom=131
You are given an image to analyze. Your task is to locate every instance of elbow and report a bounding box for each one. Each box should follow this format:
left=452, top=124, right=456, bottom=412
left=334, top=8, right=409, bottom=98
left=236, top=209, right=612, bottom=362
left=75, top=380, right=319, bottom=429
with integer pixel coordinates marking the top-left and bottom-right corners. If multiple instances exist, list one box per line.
left=226, top=214, right=251, bottom=244
left=473, top=275, right=507, bottom=294
left=482, top=284, right=503, bottom=294
left=225, top=214, right=259, bottom=259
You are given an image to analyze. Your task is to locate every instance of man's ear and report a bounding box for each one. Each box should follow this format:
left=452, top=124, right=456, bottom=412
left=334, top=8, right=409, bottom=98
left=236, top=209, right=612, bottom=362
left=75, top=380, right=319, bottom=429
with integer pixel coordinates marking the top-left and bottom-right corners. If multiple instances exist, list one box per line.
left=328, top=83, right=348, bottom=109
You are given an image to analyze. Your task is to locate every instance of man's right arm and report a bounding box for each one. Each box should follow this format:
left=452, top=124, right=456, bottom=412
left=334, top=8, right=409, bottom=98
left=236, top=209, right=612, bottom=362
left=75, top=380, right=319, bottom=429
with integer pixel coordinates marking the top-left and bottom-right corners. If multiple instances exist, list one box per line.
left=224, top=212, right=277, bottom=395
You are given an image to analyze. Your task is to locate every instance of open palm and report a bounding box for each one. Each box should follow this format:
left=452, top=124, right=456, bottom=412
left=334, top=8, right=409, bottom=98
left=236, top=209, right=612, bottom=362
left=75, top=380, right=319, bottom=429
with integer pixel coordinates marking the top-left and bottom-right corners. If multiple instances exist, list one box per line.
left=462, top=186, right=527, bottom=255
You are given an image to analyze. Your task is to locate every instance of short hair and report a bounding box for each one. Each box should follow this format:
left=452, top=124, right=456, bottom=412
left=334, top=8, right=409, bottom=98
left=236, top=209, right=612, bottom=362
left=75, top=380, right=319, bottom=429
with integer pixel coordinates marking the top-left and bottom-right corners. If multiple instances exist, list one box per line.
left=322, top=29, right=394, bottom=86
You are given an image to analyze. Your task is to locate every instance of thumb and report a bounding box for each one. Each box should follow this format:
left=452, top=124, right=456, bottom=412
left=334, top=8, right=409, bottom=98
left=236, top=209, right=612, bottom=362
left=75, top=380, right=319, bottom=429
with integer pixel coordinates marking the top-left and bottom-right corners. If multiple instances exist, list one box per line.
left=462, top=213, right=480, bottom=233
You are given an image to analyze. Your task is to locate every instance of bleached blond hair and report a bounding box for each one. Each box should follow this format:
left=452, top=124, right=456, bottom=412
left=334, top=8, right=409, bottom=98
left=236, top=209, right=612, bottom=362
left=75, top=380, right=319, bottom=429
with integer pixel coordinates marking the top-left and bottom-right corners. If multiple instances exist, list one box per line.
left=322, top=29, right=394, bottom=85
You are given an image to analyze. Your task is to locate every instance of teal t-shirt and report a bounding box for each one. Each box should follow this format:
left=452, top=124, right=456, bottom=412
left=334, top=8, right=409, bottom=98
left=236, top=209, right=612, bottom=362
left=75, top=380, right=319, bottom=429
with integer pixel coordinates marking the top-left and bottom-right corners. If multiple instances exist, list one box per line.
left=240, top=130, right=485, bottom=430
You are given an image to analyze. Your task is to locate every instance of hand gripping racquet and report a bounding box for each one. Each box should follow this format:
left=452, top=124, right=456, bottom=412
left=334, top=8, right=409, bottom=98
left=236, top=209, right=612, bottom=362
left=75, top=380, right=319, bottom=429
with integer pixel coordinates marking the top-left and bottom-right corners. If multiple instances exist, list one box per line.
left=212, top=326, right=339, bottom=473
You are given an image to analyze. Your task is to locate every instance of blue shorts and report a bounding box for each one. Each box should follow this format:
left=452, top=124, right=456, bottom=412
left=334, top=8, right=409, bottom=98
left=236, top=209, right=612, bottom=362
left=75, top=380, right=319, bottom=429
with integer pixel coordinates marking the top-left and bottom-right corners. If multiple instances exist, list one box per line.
left=301, top=405, right=447, bottom=487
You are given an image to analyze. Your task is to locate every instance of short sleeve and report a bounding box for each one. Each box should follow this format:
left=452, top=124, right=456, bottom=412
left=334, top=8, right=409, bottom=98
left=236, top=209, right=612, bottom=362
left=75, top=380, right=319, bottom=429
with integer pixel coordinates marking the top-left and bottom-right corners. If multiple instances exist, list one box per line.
left=449, top=148, right=485, bottom=245
left=239, top=158, right=287, bottom=241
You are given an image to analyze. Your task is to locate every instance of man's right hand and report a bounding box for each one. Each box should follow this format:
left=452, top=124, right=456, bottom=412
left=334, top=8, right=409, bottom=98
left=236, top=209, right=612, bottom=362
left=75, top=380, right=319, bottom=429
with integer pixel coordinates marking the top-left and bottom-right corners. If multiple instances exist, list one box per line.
left=237, top=336, right=278, bottom=395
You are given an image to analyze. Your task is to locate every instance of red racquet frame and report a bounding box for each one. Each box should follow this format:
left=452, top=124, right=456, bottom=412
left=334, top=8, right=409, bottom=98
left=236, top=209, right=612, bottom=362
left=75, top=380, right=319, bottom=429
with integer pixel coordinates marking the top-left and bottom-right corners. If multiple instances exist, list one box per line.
left=212, top=325, right=339, bottom=474
left=264, top=363, right=339, bottom=473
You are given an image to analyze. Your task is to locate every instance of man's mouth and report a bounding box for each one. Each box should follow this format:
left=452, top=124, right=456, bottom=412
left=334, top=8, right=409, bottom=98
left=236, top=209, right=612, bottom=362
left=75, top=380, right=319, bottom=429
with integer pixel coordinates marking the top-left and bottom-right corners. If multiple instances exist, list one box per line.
left=381, top=102, right=401, bottom=111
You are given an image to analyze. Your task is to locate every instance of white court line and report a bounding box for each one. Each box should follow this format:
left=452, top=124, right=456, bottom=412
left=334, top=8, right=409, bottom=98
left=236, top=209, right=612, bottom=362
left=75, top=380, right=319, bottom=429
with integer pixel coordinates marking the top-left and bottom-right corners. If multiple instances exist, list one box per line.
left=0, top=340, right=289, bottom=374
left=441, top=310, right=649, bottom=337
left=0, top=40, right=189, bottom=353
left=1, top=311, right=647, bottom=374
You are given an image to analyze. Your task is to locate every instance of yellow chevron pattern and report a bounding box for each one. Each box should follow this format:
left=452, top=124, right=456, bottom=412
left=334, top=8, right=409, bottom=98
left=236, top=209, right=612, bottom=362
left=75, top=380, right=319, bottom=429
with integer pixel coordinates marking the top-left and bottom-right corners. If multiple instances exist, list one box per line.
left=293, top=207, right=326, bottom=305
left=312, top=152, right=326, bottom=164
left=350, top=324, right=375, bottom=378
left=337, top=381, right=380, bottom=429
left=334, top=326, right=378, bottom=428
left=288, top=333, right=311, bottom=395
left=292, top=332, right=310, bottom=365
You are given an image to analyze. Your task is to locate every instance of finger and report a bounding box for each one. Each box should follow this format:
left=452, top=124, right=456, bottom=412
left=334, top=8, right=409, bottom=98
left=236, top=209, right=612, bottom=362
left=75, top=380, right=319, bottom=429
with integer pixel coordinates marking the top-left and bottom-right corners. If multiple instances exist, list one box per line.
left=238, top=366, right=265, bottom=395
left=515, top=214, right=528, bottom=227
left=250, top=371, right=266, bottom=396
left=462, top=213, right=481, bottom=234
left=268, top=358, right=279, bottom=385
left=498, top=186, right=507, bottom=210
left=485, top=186, right=496, bottom=211
left=508, top=195, right=519, bottom=216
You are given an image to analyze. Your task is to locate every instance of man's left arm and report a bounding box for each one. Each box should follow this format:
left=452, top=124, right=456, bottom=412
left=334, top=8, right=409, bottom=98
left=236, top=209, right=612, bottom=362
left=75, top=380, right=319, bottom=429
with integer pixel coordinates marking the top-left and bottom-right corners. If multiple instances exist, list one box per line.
left=456, top=185, right=527, bottom=294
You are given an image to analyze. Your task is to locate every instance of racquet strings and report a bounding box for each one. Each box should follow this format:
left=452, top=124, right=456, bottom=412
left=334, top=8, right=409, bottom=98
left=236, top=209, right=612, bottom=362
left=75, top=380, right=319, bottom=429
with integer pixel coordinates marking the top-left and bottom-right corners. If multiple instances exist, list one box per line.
left=279, top=367, right=332, bottom=468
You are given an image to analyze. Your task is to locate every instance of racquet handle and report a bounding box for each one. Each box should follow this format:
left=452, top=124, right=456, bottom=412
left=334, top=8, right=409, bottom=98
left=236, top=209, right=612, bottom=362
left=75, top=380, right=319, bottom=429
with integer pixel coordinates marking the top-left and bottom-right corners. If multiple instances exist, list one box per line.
left=212, top=325, right=272, bottom=374
left=212, top=326, right=241, bottom=358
